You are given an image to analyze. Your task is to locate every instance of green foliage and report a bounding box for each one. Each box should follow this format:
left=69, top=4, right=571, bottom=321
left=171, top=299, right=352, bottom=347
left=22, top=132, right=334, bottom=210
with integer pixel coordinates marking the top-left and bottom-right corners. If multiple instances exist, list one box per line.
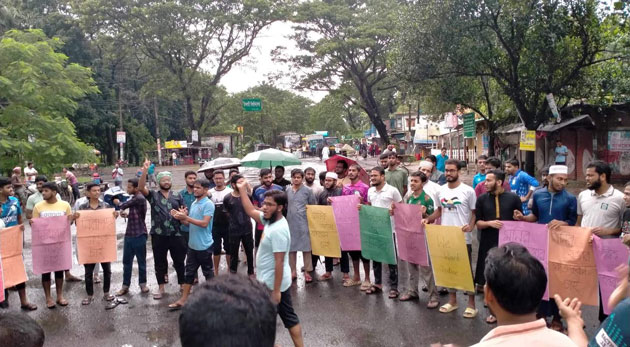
left=0, top=29, right=97, bottom=174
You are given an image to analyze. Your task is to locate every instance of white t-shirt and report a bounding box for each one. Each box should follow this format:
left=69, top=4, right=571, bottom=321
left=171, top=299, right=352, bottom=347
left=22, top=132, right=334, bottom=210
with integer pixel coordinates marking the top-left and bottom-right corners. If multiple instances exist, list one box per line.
left=209, top=186, right=233, bottom=206
left=578, top=185, right=625, bottom=230
left=24, top=167, right=38, bottom=182
left=368, top=183, right=402, bottom=209
left=305, top=182, right=323, bottom=198
left=438, top=182, right=476, bottom=244
left=422, top=180, right=441, bottom=210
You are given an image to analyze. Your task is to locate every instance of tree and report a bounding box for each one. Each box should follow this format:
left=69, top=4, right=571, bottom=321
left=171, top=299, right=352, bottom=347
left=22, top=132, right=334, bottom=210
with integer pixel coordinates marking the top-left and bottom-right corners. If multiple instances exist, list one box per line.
left=0, top=29, right=98, bottom=174
left=282, top=0, right=399, bottom=144
left=75, top=0, right=288, bottom=132
left=396, top=0, right=614, bottom=173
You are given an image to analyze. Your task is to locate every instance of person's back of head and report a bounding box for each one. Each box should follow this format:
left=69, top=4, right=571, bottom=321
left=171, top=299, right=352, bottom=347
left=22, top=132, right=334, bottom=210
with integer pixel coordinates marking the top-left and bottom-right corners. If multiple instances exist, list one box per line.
left=179, top=275, right=277, bottom=347
left=0, top=311, right=45, bottom=347
left=484, top=243, right=546, bottom=316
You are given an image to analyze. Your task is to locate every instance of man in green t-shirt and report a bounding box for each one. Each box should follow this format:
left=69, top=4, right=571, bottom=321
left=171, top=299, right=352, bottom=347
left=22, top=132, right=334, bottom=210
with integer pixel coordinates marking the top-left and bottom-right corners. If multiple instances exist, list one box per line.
left=395, top=171, right=440, bottom=309
left=385, top=151, right=408, bottom=197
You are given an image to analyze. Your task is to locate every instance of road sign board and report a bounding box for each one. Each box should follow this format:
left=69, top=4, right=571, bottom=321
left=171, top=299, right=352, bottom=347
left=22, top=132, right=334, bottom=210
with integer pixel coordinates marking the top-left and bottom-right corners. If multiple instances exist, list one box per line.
left=242, top=98, right=262, bottom=112
left=463, top=113, right=476, bottom=138
left=116, top=131, right=126, bottom=144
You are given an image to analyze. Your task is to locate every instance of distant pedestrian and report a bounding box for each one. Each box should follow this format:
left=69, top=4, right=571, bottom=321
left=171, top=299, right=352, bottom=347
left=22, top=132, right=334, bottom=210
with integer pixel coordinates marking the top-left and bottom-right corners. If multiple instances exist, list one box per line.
left=112, top=163, right=124, bottom=187
left=436, top=147, right=448, bottom=173
left=63, top=167, right=80, bottom=201
left=555, top=139, right=569, bottom=165
left=504, top=159, right=539, bottom=215
left=24, top=162, right=38, bottom=185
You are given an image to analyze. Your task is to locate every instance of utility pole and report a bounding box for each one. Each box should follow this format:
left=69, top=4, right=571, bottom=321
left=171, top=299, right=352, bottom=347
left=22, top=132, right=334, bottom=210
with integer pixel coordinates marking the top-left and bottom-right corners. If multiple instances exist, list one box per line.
left=118, top=85, right=124, bottom=162
left=154, top=97, right=162, bottom=165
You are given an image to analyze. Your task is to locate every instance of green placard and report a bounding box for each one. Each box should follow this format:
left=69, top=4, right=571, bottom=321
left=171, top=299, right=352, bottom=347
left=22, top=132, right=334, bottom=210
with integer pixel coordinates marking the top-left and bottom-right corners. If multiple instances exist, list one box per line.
left=359, top=205, right=396, bottom=265
left=242, top=98, right=262, bottom=112
left=463, top=113, right=476, bottom=138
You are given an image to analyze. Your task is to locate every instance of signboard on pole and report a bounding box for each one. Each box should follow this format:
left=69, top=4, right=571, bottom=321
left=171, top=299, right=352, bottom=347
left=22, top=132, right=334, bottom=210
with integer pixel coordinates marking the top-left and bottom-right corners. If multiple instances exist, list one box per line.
left=191, top=130, right=199, bottom=143
left=165, top=140, right=187, bottom=149
left=242, top=98, right=262, bottom=112
left=546, top=93, right=560, bottom=120
left=116, top=131, right=126, bottom=144
left=519, top=130, right=536, bottom=151
left=463, top=113, right=476, bottom=138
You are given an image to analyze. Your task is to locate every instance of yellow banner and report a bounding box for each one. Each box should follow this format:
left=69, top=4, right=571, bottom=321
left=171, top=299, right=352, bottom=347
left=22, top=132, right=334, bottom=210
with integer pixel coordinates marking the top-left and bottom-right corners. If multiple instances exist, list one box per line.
left=165, top=140, right=187, bottom=149
left=519, top=130, right=536, bottom=151
left=425, top=224, right=474, bottom=292
left=306, top=205, right=342, bottom=258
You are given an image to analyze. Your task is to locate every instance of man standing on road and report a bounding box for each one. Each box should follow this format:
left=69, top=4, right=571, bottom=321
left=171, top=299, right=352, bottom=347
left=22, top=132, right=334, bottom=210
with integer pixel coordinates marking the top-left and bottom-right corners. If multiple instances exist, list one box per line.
left=253, top=169, right=284, bottom=255
left=427, top=155, right=447, bottom=185
left=385, top=151, right=408, bottom=197
left=514, top=164, right=577, bottom=330
left=555, top=140, right=569, bottom=165
left=286, top=169, right=317, bottom=283
left=304, top=167, right=323, bottom=198
left=138, top=159, right=187, bottom=300
left=361, top=166, right=402, bottom=297
left=314, top=172, right=343, bottom=281
left=505, top=159, right=539, bottom=215
left=223, top=175, right=254, bottom=277
left=273, top=166, right=291, bottom=189
left=24, top=162, right=38, bottom=185
left=169, top=178, right=214, bottom=310
left=472, top=155, right=488, bottom=189
left=32, top=182, right=77, bottom=309
left=11, top=167, right=26, bottom=208
left=426, top=159, right=477, bottom=318
left=418, top=161, right=441, bottom=205
left=0, top=177, right=37, bottom=311
left=112, top=163, right=124, bottom=187
left=577, top=160, right=625, bottom=323
left=235, top=183, right=305, bottom=347
left=474, top=170, right=522, bottom=323
left=209, top=170, right=232, bottom=276
left=178, top=171, right=197, bottom=282
left=436, top=147, right=448, bottom=173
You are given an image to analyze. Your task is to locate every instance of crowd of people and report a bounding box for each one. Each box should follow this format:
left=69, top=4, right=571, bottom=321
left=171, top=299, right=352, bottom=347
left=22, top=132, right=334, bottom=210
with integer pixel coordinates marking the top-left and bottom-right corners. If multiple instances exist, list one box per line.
left=1, top=149, right=630, bottom=347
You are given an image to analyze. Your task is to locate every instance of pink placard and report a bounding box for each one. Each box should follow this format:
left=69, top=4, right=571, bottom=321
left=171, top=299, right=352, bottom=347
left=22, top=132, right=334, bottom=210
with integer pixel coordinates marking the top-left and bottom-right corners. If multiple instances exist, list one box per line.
left=499, top=221, right=549, bottom=300
left=0, top=249, right=4, bottom=302
left=592, top=236, right=630, bottom=314
left=393, top=203, right=428, bottom=266
left=31, top=216, right=72, bottom=275
left=330, top=195, right=361, bottom=251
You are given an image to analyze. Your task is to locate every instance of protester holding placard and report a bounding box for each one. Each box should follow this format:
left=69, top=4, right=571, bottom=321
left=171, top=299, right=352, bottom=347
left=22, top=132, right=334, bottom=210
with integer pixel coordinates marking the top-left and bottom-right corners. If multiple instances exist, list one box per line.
left=313, top=172, right=343, bottom=282
left=474, top=170, right=522, bottom=324
left=286, top=169, right=317, bottom=283
left=32, top=182, right=77, bottom=309
left=75, top=183, right=117, bottom=306
left=426, top=159, right=477, bottom=318
left=0, top=177, right=37, bottom=311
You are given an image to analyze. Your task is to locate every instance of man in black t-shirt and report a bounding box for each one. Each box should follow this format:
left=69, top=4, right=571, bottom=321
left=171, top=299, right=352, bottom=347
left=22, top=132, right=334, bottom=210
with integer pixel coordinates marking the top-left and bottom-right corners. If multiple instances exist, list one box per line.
left=223, top=175, right=255, bottom=276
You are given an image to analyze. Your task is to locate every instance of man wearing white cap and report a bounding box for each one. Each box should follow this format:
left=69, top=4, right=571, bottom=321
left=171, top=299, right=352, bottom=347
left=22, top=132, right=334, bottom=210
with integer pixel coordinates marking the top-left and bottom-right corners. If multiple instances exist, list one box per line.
left=514, top=164, right=577, bottom=330
left=418, top=161, right=441, bottom=206
left=313, top=172, right=344, bottom=281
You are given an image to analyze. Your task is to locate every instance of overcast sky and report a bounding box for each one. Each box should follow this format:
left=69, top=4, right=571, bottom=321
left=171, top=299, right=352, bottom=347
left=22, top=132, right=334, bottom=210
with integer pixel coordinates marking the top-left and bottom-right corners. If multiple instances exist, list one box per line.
left=218, top=21, right=327, bottom=102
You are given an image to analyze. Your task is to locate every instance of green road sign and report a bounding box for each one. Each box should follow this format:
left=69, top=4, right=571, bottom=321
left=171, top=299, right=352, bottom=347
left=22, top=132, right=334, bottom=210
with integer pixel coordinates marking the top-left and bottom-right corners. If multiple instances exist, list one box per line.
left=463, top=113, right=476, bottom=138
left=242, top=98, right=262, bottom=112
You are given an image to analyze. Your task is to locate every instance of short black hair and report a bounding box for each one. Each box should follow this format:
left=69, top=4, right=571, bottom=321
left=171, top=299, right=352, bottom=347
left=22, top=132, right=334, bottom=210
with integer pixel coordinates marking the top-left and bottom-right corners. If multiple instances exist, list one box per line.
left=486, top=169, right=505, bottom=184
left=427, top=155, right=437, bottom=164
left=260, top=168, right=272, bottom=177
left=370, top=166, right=386, bottom=175
left=486, top=157, right=502, bottom=170
left=213, top=170, right=225, bottom=177
left=441, top=147, right=447, bottom=151
left=85, top=182, right=100, bottom=192
left=304, top=167, right=316, bottom=175
left=444, top=159, right=462, bottom=170
left=410, top=171, right=427, bottom=183
left=0, top=177, right=10, bottom=189
left=34, top=175, right=48, bottom=183
left=379, top=153, right=389, bottom=160
left=319, top=171, right=327, bottom=180
left=290, top=168, right=304, bottom=178
left=127, top=178, right=139, bottom=188
left=336, top=160, right=349, bottom=170
left=179, top=275, right=276, bottom=347
left=506, top=158, right=519, bottom=167
left=230, top=174, right=244, bottom=186
left=195, top=178, right=211, bottom=189
left=41, top=182, right=58, bottom=193
left=386, top=151, right=397, bottom=158
left=587, top=160, right=612, bottom=184
left=274, top=166, right=285, bottom=172
left=229, top=168, right=239, bottom=175
left=485, top=243, right=547, bottom=315
left=0, top=311, right=45, bottom=347
left=27, top=162, right=33, bottom=166
left=477, top=155, right=488, bottom=161
left=264, top=190, right=288, bottom=209
left=184, top=171, right=197, bottom=179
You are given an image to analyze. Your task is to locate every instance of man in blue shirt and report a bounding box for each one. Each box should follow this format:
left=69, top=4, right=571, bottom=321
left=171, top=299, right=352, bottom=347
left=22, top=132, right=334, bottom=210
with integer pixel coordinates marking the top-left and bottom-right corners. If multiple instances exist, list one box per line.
left=472, top=155, right=488, bottom=189
left=505, top=159, right=539, bottom=215
left=436, top=147, right=448, bottom=173
left=168, top=178, right=214, bottom=310
left=555, top=140, right=569, bottom=165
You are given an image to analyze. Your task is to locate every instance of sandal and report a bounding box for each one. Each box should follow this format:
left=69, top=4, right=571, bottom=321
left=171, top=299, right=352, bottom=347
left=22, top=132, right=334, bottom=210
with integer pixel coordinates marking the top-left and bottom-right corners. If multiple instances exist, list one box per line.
left=168, top=302, right=183, bottom=311
left=463, top=307, right=478, bottom=319
left=20, top=303, right=38, bottom=311
left=360, top=281, right=372, bottom=291
left=343, top=279, right=362, bottom=287
left=46, top=300, right=56, bottom=309
left=365, top=285, right=383, bottom=295
left=140, top=285, right=150, bottom=294
left=486, top=314, right=497, bottom=324
left=153, top=292, right=163, bottom=300
left=388, top=290, right=399, bottom=299
left=82, top=297, right=93, bottom=306
left=318, top=273, right=332, bottom=281
left=116, top=288, right=129, bottom=296
left=427, top=299, right=440, bottom=309
left=105, top=299, right=120, bottom=310
left=103, top=294, right=115, bottom=302
left=439, top=303, right=459, bottom=313
left=56, top=299, right=69, bottom=307
left=304, top=274, right=313, bottom=283
left=399, top=291, right=419, bottom=301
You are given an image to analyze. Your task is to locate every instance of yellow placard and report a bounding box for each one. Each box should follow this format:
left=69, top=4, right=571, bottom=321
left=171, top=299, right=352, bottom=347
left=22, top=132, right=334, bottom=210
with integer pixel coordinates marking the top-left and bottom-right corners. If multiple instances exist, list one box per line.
left=425, top=224, right=474, bottom=292
left=306, top=205, right=342, bottom=258
left=519, top=130, right=536, bottom=151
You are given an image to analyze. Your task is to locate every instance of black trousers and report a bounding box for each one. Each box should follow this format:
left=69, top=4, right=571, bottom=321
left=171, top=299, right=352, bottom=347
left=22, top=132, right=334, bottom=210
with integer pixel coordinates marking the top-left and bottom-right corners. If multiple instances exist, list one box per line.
left=474, top=229, right=498, bottom=286
left=373, top=262, right=398, bottom=290
left=228, top=232, right=254, bottom=275
left=184, top=247, right=214, bottom=284
left=151, top=234, right=187, bottom=285
left=85, top=263, right=111, bottom=296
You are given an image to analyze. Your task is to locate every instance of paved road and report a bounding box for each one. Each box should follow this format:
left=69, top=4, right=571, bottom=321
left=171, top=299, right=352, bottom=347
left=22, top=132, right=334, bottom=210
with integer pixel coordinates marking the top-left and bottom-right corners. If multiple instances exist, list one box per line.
left=6, top=157, right=601, bottom=347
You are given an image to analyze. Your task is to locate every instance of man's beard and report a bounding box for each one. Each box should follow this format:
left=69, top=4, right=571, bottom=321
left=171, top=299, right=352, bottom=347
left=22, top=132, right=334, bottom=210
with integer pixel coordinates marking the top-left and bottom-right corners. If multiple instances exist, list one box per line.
left=263, top=212, right=280, bottom=223
left=305, top=177, right=314, bottom=185
left=446, top=176, right=457, bottom=182
left=159, top=183, right=171, bottom=191
left=588, top=179, right=602, bottom=191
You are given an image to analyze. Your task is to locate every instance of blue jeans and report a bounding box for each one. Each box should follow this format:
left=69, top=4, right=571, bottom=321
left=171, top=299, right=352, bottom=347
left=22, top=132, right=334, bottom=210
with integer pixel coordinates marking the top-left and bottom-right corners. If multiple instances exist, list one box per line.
left=122, top=234, right=147, bottom=287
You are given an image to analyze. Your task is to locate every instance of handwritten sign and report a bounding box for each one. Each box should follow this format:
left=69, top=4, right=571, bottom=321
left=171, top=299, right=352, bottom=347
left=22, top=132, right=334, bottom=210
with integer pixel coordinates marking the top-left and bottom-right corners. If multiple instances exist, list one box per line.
left=0, top=244, right=4, bottom=301
left=330, top=195, right=361, bottom=251
left=0, top=225, right=28, bottom=288
left=592, top=236, right=630, bottom=314
left=76, top=209, right=117, bottom=264
left=306, top=206, right=341, bottom=258
left=31, top=216, right=72, bottom=275
left=499, top=221, right=549, bottom=299
left=359, top=206, right=396, bottom=265
left=548, top=227, right=598, bottom=306
left=393, top=203, right=428, bottom=266
left=425, top=224, right=474, bottom=292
